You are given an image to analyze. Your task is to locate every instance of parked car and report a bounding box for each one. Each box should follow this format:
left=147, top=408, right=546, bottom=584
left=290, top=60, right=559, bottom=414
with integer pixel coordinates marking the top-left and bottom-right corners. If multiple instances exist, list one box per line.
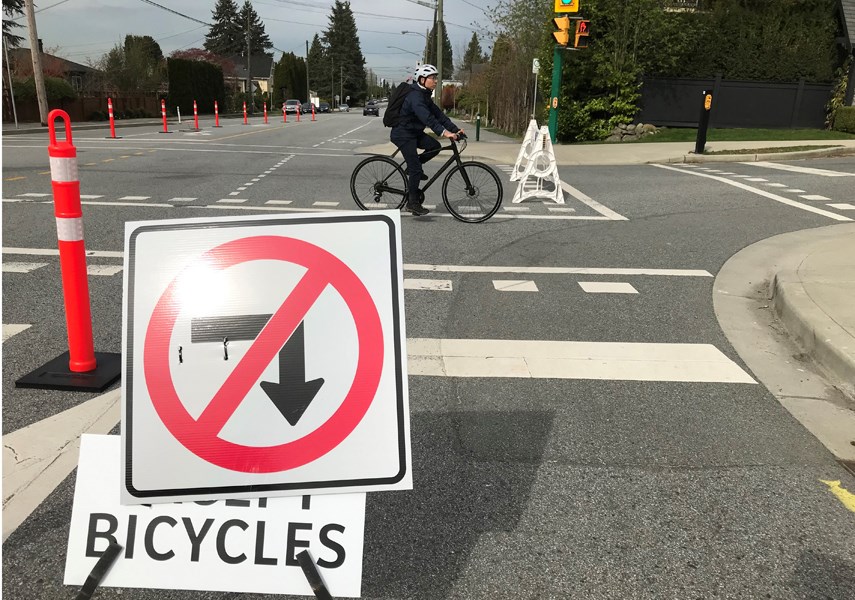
left=284, top=99, right=301, bottom=114
left=339, top=103, right=350, bottom=112
left=301, top=102, right=316, bottom=114
left=363, top=101, right=379, bottom=117
left=318, top=102, right=331, bottom=113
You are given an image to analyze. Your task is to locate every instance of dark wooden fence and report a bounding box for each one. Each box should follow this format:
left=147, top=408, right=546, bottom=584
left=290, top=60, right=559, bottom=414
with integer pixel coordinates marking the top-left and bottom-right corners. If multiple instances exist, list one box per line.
left=3, top=94, right=161, bottom=124
left=637, top=76, right=833, bottom=128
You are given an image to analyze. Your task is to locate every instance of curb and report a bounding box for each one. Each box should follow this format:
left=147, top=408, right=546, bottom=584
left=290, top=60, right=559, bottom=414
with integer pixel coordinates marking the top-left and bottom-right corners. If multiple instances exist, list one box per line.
left=772, top=270, right=855, bottom=399
left=669, top=145, right=855, bottom=164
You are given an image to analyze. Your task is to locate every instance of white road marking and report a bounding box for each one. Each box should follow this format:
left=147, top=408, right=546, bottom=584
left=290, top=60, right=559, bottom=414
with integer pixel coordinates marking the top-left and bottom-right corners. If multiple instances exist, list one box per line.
left=827, top=203, right=855, bottom=210
left=743, top=161, right=855, bottom=177
left=733, top=175, right=754, bottom=178
left=763, top=183, right=788, bottom=188
left=2, top=324, right=31, bottom=342
left=405, top=264, right=712, bottom=277
left=404, top=279, right=453, bottom=291
left=244, top=182, right=254, bottom=186
left=653, top=164, right=852, bottom=222
left=800, top=194, right=831, bottom=201
left=716, top=172, right=736, bottom=175
left=746, top=178, right=767, bottom=182
left=493, top=280, right=539, bottom=292
left=312, top=201, right=340, bottom=207
left=18, top=193, right=49, bottom=197
left=547, top=207, right=576, bottom=213
left=784, top=189, right=806, bottom=193
left=169, top=197, right=197, bottom=202
left=229, top=191, right=240, bottom=195
left=3, top=247, right=123, bottom=258
left=251, top=178, right=261, bottom=182
left=265, top=200, right=293, bottom=205
left=87, top=265, right=123, bottom=276
left=83, top=200, right=171, bottom=208
left=578, top=281, right=639, bottom=294
left=560, top=181, right=628, bottom=220
left=502, top=206, right=531, bottom=212
left=407, top=339, right=756, bottom=383
left=119, top=196, right=150, bottom=200
left=79, top=195, right=103, bottom=199
left=2, top=262, right=47, bottom=273
left=217, top=198, right=248, bottom=203
left=237, top=187, right=247, bottom=191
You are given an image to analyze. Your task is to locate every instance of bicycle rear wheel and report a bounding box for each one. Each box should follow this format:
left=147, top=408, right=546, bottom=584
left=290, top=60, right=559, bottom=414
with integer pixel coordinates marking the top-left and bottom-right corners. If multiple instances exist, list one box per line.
left=350, top=156, right=408, bottom=211
left=442, top=161, right=503, bottom=223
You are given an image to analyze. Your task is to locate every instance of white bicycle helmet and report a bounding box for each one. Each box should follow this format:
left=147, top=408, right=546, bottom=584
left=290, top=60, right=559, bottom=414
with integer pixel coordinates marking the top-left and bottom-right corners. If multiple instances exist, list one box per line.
left=414, top=64, right=438, bottom=81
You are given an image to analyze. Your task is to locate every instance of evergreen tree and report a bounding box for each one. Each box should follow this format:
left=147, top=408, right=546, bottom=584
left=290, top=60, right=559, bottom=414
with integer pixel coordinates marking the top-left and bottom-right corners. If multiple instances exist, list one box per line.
left=322, top=1, right=367, bottom=103
left=238, top=0, right=272, bottom=56
left=2, top=0, right=24, bottom=47
left=272, top=52, right=307, bottom=106
left=307, top=34, right=328, bottom=98
left=204, top=0, right=243, bottom=56
left=460, top=32, right=485, bottom=79
left=423, top=20, right=453, bottom=77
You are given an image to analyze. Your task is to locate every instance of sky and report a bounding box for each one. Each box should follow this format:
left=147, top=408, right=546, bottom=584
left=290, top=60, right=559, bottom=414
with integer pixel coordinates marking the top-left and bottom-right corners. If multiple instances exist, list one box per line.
left=11, top=0, right=494, bottom=83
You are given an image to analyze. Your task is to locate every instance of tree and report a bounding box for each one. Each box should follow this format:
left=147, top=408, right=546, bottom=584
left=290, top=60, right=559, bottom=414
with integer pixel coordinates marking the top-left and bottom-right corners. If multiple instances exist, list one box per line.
left=170, top=48, right=236, bottom=77
left=2, top=0, right=24, bottom=48
left=459, top=32, right=486, bottom=80
left=423, top=20, right=453, bottom=77
left=238, top=0, right=272, bottom=56
left=97, top=39, right=165, bottom=93
left=272, top=52, right=307, bottom=106
left=322, top=1, right=367, bottom=103
left=204, top=0, right=243, bottom=56
left=307, top=34, right=327, bottom=98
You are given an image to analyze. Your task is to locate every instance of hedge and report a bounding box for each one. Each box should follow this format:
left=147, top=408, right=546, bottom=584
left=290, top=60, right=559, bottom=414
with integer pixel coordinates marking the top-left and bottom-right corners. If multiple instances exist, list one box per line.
left=833, top=106, right=855, bottom=134
left=166, top=58, right=225, bottom=116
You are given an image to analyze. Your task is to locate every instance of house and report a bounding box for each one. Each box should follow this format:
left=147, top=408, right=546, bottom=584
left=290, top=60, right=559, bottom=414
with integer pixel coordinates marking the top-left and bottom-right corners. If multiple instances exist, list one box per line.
left=8, top=46, right=99, bottom=92
left=840, top=0, right=855, bottom=105
left=224, top=54, right=274, bottom=95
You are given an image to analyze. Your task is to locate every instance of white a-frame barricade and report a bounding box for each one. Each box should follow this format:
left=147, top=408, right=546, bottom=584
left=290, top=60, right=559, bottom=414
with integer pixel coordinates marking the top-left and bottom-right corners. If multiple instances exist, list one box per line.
left=512, top=126, right=565, bottom=205
left=510, top=119, right=540, bottom=182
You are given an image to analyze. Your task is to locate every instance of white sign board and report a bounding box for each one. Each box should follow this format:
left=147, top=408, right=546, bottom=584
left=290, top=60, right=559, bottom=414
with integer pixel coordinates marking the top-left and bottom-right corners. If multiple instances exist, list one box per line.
left=66, top=435, right=366, bottom=597
left=532, top=59, right=540, bottom=74
left=121, top=211, right=411, bottom=504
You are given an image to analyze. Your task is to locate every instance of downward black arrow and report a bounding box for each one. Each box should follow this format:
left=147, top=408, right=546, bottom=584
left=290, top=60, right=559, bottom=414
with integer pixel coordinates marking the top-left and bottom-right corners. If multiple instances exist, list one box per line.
left=260, top=322, right=324, bottom=426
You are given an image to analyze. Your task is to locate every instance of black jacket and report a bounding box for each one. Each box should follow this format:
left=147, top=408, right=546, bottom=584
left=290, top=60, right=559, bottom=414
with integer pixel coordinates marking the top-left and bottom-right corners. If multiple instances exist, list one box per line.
left=393, top=83, right=459, bottom=137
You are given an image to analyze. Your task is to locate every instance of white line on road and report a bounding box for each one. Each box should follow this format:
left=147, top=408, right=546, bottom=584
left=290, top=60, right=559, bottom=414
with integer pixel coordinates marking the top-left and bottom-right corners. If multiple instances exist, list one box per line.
left=407, top=339, right=756, bottom=383
left=2, top=262, right=47, bottom=273
left=2, top=324, right=31, bottom=342
left=652, top=164, right=853, bottom=222
left=265, top=200, right=293, bottom=205
left=312, top=201, right=340, bottom=207
left=742, top=161, right=855, bottom=177
left=18, top=193, right=49, bottom=197
left=87, top=265, right=123, bottom=276
left=799, top=194, right=831, bottom=201
left=169, top=197, right=197, bottom=202
left=578, top=281, right=639, bottom=294
left=493, top=280, right=539, bottom=292
left=119, top=196, right=150, bottom=201
left=404, top=264, right=712, bottom=277
left=827, top=203, right=855, bottom=210
left=3, top=247, right=124, bottom=258
left=745, top=178, right=767, bottom=182
left=83, top=200, right=174, bottom=208
left=560, top=181, right=628, bottom=221
left=784, top=189, right=806, bottom=193
left=403, top=279, right=453, bottom=291
left=79, top=195, right=104, bottom=199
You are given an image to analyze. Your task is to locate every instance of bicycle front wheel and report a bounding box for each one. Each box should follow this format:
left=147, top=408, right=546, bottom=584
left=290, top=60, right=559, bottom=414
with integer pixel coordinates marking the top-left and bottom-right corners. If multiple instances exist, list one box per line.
left=442, top=161, right=503, bottom=223
left=350, top=156, right=408, bottom=211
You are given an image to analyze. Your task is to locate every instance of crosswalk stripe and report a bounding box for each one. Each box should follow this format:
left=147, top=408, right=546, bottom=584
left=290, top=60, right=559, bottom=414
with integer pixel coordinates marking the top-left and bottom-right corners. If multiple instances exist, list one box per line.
left=2, top=324, right=31, bottom=342
left=312, top=201, right=340, bottom=207
left=800, top=194, right=831, bottom=201
left=169, top=197, right=197, bottom=202
left=493, top=280, right=538, bottom=292
left=79, top=195, right=103, bottom=199
left=18, top=193, right=49, bottom=197
left=743, top=161, right=855, bottom=177
left=265, top=200, right=293, bottom=205
left=119, top=196, right=150, bottom=200
left=87, top=265, right=123, bottom=276
left=2, top=262, right=48, bottom=273
left=578, top=281, right=638, bottom=294
left=404, top=279, right=452, bottom=291
left=218, top=198, right=247, bottom=203
left=407, top=339, right=756, bottom=383
left=827, top=203, right=855, bottom=210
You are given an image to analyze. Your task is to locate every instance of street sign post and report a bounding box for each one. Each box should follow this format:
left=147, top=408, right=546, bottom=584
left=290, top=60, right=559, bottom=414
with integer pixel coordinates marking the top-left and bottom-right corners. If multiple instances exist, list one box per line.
left=121, top=211, right=411, bottom=505
left=554, top=0, right=580, bottom=13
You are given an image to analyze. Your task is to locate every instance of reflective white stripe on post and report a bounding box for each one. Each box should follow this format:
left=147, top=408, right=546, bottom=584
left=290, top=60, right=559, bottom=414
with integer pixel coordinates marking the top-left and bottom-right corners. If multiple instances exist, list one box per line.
left=49, top=157, right=79, bottom=182
left=56, top=217, right=84, bottom=242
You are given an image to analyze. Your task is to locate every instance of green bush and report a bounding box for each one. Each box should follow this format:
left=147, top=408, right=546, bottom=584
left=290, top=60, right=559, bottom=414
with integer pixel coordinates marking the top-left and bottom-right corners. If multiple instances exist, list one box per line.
left=833, top=106, right=855, bottom=133
left=166, top=58, right=225, bottom=116
left=13, top=76, right=77, bottom=101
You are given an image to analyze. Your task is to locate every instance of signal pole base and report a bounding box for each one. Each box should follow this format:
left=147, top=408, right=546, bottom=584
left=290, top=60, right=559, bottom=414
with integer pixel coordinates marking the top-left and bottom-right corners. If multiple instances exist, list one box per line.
left=16, top=351, right=121, bottom=392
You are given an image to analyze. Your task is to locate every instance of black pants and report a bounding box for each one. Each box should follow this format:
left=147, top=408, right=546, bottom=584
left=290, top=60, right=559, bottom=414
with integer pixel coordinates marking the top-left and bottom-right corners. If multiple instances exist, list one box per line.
left=391, top=131, right=442, bottom=203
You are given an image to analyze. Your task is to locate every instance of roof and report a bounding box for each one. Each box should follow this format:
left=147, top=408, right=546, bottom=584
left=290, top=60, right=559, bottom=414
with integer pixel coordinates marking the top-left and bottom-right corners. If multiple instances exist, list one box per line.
left=842, top=0, right=855, bottom=47
left=9, top=48, right=98, bottom=75
left=225, top=54, right=274, bottom=79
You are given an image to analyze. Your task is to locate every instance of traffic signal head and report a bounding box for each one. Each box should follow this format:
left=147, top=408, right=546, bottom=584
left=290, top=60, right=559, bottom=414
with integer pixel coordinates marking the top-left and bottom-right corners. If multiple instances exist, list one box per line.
left=553, top=16, right=571, bottom=46
left=575, top=20, right=591, bottom=48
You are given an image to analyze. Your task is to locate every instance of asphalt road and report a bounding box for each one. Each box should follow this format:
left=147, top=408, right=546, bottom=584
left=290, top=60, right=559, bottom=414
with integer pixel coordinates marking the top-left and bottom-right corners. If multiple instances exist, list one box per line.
left=3, top=113, right=855, bottom=599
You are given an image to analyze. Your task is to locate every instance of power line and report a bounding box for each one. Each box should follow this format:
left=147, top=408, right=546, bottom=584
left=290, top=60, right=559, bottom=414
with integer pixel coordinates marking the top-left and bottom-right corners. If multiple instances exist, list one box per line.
left=136, top=0, right=211, bottom=27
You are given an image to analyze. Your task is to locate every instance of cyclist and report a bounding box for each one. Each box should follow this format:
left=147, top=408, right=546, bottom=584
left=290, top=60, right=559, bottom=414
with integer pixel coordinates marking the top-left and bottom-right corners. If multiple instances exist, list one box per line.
left=391, top=64, right=465, bottom=216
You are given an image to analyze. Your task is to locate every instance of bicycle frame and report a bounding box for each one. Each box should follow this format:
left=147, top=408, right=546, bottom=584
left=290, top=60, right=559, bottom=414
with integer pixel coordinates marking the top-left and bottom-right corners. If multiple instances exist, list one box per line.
left=380, top=139, right=474, bottom=197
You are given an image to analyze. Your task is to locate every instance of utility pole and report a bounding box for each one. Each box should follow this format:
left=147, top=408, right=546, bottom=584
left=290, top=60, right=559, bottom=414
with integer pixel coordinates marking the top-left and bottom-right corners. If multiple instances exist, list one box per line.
left=305, top=40, right=310, bottom=102
left=24, top=0, right=49, bottom=125
left=246, top=10, right=252, bottom=113
left=3, top=36, right=19, bottom=128
left=331, top=59, right=334, bottom=108
left=436, top=0, right=443, bottom=107
left=340, top=65, right=343, bottom=108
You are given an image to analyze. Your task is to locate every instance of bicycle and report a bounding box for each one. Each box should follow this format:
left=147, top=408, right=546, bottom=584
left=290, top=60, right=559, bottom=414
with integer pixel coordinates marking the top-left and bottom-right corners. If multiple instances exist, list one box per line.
left=349, top=134, right=503, bottom=223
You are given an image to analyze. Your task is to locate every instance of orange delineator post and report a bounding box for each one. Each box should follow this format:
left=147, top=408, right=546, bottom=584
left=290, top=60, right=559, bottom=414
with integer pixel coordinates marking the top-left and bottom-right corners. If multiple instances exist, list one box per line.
left=264, top=102, right=268, bottom=124
left=243, top=101, right=248, bottom=124
left=312, top=103, right=316, bottom=121
left=47, top=110, right=97, bottom=372
left=283, top=105, right=287, bottom=123
left=296, top=106, right=301, bottom=122
left=193, top=100, right=200, bottom=130
left=107, top=98, right=117, bottom=138
left=160, top=99, right=169, bottom=133
left=214, top=100, right=222, bottom=127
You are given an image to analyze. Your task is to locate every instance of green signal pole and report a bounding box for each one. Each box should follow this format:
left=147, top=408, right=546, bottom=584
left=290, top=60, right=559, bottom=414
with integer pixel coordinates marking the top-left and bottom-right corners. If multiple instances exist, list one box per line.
left=547, top=45, right=562, bottom=143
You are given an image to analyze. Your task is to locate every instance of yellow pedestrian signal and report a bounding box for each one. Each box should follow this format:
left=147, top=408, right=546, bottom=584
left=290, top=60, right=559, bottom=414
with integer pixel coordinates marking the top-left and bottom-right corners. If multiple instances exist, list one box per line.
left=553, top=16, right=572, bottom=46
left=574, top=19, right=591, bottom=48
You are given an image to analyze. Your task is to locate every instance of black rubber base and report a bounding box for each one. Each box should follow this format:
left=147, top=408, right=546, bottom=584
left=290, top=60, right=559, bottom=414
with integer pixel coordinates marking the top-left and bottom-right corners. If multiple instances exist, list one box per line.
left=105, top=136, right=123, bottom=139
left=16, top=351, right=121, bottom=392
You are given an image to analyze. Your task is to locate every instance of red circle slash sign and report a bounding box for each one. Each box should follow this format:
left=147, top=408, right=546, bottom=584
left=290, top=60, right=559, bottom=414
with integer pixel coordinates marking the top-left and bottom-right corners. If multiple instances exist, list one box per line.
left=143, top=235, right=384, bottom=473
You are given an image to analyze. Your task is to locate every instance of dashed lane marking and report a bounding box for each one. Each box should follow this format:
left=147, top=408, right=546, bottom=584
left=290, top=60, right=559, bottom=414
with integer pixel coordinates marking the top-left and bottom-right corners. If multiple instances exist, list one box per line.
left=578, top=281, right=639, bottom=294
left=168, top=197, right=197, bottom=202
left=820, top=480, right=855, bottom=513
left=265, top=200, right=293, bottom=205
left=743, top=161, right=855, bottom=177
left=4, top=176, right=26, bottom=181
left=493, top=280, right=539, bottom=292
left=118, top=196, right=150, bottom=201
left=2, top=262, right=48, bottom=273
left=217, top=198, right=248, bottom=203
left=2, top=324, right=31, bottom=342
left=87, top=265, right=123, bottom=276
left=18, top=193, right=49, bottom=197
left=800, top=194, right=831, bottom=201
left=827, top=203, right=855, bottom=210
left=403, top=279, right=453, bottom=291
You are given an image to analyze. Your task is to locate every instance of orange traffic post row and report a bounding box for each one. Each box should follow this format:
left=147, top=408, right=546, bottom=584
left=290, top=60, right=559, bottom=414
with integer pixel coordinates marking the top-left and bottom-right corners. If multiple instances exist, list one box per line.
left=214, top=100, right=222, bottom=127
